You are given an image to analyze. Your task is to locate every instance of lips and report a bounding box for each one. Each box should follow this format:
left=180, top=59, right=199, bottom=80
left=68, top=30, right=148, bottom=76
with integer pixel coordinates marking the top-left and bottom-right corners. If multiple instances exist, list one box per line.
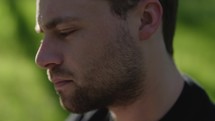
left=51, top=78, right=73, bottom=90
left=54, top=80, right=72, bottom=87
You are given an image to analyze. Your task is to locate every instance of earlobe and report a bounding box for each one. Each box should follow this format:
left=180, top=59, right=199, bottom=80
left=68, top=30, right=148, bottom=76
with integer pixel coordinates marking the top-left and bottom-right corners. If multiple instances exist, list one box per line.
left=139, top=1, right=163, bottom=40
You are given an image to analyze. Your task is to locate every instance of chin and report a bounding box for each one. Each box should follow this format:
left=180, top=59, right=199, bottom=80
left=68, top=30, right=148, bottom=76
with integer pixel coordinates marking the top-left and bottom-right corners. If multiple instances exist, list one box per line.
left=60, top=98, right=90, bottom=113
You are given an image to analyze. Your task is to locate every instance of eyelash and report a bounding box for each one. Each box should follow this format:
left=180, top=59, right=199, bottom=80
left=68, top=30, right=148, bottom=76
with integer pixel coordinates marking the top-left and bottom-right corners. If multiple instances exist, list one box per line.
left=58, top=29, right=77, bottom=38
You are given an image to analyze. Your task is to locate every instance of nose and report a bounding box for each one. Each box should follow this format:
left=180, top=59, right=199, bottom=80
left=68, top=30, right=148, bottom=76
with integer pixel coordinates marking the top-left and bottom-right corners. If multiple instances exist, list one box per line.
left=35, top=38, right=62, bottom=69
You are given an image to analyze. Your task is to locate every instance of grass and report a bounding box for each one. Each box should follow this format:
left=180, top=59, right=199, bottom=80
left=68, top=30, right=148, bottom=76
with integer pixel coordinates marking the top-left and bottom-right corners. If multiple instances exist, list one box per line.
left=0, top=0, right=215, bottom=121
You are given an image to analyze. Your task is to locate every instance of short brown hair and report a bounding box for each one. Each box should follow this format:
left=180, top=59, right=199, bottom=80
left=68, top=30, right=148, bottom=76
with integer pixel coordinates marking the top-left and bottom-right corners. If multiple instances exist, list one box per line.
left=107, top=0, right=178, bottom=56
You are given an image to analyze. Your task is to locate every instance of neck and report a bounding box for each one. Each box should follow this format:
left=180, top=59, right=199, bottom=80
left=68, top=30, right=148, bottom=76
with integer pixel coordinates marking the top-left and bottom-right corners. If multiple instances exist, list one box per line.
left=108, top=39, right=184, bottom=121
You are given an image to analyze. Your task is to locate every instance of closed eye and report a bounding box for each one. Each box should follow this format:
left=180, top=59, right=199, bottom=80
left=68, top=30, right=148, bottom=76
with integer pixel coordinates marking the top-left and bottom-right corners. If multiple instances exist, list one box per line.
left=58, top=29, right=77, bottom=38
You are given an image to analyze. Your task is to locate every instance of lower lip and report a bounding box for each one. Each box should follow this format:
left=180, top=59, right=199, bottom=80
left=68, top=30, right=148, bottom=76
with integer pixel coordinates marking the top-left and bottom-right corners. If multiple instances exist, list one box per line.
left=54, top=80, right=72, bottom=89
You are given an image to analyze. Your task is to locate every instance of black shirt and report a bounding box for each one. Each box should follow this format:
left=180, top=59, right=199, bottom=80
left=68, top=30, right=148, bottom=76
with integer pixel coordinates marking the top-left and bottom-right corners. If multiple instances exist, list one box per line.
left=66, top=81, right=215, bottom=121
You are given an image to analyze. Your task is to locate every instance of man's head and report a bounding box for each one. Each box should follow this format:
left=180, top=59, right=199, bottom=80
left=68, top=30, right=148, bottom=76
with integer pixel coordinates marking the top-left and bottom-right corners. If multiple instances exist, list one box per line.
left=35, top=0, right=178, bottom=113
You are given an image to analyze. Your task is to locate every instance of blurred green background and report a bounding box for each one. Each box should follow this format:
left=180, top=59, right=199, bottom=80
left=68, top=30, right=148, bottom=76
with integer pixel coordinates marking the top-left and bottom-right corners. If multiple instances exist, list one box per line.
left=0, top=0, right=214, bottom=121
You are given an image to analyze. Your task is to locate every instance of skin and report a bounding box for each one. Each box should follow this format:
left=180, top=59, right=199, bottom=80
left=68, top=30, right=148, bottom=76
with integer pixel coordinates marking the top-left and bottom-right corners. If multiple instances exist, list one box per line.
left=35, top=0, right=184, bottom=121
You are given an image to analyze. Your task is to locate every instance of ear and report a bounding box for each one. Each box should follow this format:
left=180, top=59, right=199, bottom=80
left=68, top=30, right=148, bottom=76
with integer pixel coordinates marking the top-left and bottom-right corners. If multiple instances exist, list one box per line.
left=138, top=0, right=163, bottom=40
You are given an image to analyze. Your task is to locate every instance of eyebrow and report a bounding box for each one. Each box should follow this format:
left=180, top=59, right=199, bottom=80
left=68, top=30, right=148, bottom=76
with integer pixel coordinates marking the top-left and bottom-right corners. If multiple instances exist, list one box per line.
left=35, top=16, right=79, bottom=33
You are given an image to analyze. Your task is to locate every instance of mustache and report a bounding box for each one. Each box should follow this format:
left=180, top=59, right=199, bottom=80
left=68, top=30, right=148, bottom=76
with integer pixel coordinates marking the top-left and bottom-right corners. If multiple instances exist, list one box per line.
left=47, top=66, right=74, bottom=78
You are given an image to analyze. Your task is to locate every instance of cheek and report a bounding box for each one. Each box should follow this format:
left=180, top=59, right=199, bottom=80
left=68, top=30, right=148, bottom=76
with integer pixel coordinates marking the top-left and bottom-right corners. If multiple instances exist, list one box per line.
left=62, top=37, right=107, bottom=83
left=62, top=23, right=117, bottom=79
left=67, top=30, right=110, bottom=64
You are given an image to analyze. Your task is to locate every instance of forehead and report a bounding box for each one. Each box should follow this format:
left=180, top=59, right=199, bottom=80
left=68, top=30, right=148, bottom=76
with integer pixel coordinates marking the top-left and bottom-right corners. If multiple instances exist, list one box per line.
left=36, top=0, right=110, bottom=26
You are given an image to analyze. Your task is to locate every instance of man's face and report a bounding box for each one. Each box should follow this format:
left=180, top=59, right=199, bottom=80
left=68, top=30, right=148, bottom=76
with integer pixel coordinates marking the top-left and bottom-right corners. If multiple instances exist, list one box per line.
left=36, top=0, right=144, bottom=113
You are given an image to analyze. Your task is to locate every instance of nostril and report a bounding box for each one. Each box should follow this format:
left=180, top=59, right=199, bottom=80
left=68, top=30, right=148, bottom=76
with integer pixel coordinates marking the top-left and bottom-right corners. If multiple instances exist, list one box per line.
left=44, top=63, right=57, bottom=70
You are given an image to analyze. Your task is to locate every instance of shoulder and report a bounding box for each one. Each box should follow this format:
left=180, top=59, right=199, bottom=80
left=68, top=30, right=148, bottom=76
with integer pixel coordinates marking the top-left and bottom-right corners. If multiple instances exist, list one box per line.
left=203, top=102, right=215, bottom=121
left=185, top=76, right=215, bottom=121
